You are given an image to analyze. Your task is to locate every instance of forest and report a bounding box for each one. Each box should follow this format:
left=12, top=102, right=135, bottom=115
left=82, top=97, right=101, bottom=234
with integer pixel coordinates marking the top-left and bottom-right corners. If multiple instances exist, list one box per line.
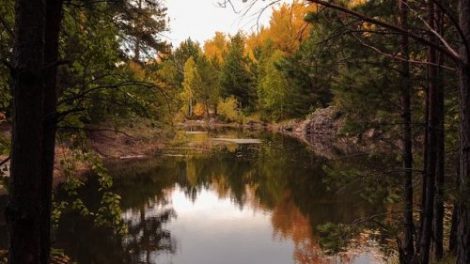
left=0, top=0, right=470, bottom=263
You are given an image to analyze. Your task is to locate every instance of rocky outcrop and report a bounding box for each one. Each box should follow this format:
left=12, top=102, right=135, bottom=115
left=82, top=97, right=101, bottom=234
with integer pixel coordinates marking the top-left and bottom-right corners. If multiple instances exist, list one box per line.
left=304, top=106, right=344, bottom=136
left=278, top=107, right=389, bottom=159
left=279, top=106, right=342, bottom=138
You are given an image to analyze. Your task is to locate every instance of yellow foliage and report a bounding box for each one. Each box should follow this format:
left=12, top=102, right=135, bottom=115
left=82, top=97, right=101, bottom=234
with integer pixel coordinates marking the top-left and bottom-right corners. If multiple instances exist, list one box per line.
left=217, top=97, right=241, bottom=123
left=204, top=32, right=229, bottom=63
left=246, top=0, right=317, bottom=57
left=193, top=103, right=206, bottom=118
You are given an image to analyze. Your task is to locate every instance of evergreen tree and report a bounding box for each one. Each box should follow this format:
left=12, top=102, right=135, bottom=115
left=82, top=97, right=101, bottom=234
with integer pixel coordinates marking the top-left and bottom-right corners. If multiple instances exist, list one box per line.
left=220, top=33, right=254, bottom=109
left=173, top=39, right=202, bottom=86
left=114, top=0, right=170, bottom=62
left=197, top=56, right=221, bottom=116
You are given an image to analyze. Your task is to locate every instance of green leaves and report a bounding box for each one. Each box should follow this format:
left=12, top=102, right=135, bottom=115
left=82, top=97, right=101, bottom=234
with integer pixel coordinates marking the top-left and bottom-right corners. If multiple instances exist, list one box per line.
left=220, top=33, right=256, bottom=110
left=55, top=150, right=127, bottom=236
left=257, top=50, right=291, bottom=121
left=317, top=222, right=356, bottom=254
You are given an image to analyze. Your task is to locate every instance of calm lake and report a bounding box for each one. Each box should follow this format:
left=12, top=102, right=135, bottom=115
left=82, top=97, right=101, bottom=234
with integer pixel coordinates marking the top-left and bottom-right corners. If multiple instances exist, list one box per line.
left=2, top=129, right=398, bottom=263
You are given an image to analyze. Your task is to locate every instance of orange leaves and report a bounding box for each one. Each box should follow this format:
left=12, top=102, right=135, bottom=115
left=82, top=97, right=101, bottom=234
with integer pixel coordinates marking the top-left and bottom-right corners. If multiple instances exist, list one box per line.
left=246, top=0, right=317, bottom=57
left=204, top=32, right=229, bottom=63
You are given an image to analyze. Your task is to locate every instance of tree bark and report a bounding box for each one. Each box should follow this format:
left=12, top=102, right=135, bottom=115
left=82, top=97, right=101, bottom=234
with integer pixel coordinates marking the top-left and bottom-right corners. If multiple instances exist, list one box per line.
left=450, top=201, right=459, bottom=254
left=450, top=152, right=461, bottom=255
left=418, top=2, right=440, bottom=263
left=7, top=0, right=46, bottom=263
left=457, top=63, right=470, bottom=264
left=457, top=0, right=470, bottom=263
left=40, top=0, right=64, bottom=263
left=417, top=51, right=429, bottom=255
left=398, top=1, right=414, bottom=263
left=432, top=7, right=445, bottom=261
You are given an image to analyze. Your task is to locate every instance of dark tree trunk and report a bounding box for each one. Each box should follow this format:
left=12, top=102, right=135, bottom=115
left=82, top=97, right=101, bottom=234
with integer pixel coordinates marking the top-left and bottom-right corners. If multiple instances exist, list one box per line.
left=450, top=201, right=459, bottom=254
left=457, top=0, right=470, bottom=263
left=450, top=154, right=460, bottom=254
left=419, top=3, right=439, bottom=263
left=398, top=1, right=414, bottom=263
left=7, top=0, right=46, bottom=263
left=432, top=8, right=445, bottom=261
left=457, top=63, right=470, bottom=264
left=40, top=0, right=64, bottom=263
left=417, top=51, right=429, bottom=255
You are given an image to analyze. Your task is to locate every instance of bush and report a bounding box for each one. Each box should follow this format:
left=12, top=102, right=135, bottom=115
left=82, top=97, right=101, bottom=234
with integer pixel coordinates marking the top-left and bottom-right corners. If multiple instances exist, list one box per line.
left=217, top=97, right=241, bottom=123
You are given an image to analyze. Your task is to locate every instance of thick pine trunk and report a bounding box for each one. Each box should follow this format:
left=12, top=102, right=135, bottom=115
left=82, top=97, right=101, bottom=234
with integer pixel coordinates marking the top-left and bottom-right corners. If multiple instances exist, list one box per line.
left=398, top=1, right=414, bottom=263
left=40, top=0, right=63, bottom=263
left=7, top=0, right=46, bottom=263
left=419, top=3, right=439, bottom=263
left=457, top=62, right=470, bottom=264
left=457, top=1, right=470, bottom=263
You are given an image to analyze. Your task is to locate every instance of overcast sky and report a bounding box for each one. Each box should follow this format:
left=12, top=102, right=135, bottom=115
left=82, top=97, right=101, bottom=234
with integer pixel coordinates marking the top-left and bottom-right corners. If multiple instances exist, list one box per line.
left=164, top=0, right=280, bottom=47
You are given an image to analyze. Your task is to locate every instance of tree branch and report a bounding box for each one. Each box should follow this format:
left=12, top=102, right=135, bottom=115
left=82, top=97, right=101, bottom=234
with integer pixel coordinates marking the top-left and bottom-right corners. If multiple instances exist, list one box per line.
left=0, top=156, right=10, bottom=167
left=349, top=31, right=455, bottom=71
left=429, top=0, right=470, bottom=55
left=306, top=0, right=461, bottom=63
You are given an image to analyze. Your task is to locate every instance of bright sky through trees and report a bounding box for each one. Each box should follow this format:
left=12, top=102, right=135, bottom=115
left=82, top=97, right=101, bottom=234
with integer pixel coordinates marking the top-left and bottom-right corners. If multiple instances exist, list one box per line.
left=165, top=0, right=283, bottom=46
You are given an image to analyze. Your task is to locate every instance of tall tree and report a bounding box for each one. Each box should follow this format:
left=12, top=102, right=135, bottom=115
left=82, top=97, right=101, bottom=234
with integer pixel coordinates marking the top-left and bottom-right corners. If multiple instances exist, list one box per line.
left=397, top=1, right=414, bottom=262
left=197, top=56, right=221, bottom=116
left=116, top=0, right=170, bottom=62
left=431, top=4, right=445, bottom=261
left=457, top=0, right=470, bottom=263
left=220, top=33, right=254, bottom=109
left=7, top=0, right=46, bottom=262
left=182, top=57, right=202, bottom=118
left=257, top=49, right=290, bottom=120
left=418, top=2, right=441, bottom=263
left=41, top=0, right=64, bottom=262
left=173, top=38, right=202, bottom=86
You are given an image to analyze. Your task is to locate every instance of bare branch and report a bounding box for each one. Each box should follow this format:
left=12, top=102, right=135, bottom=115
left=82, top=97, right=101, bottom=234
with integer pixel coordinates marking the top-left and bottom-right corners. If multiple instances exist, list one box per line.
left=429, top=0, right=470, bottom=55
left=402, top=0, right=460, bottom=63
left=0, top=156, right=10, bottom=167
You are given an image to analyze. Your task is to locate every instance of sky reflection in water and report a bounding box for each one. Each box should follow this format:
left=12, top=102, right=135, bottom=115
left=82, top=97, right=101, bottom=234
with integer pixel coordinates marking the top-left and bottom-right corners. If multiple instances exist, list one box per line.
left=52, top=130, right=394, bottom=264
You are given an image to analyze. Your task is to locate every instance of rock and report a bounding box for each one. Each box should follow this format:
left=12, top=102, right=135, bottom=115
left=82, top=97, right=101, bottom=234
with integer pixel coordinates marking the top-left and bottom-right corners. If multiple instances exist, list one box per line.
left=304, top=106, right=342, bottom=136
left=364, top=128, right=376, bottom=139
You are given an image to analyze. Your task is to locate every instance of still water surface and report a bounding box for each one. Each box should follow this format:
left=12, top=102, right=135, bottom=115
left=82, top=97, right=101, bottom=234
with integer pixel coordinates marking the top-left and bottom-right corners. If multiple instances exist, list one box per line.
left=53, top=129, right=395, bottom=263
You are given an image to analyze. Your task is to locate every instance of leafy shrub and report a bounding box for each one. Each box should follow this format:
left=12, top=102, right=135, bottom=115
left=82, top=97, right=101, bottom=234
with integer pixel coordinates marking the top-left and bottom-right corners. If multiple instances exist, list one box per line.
left=217, top=97, right=241, bottom=123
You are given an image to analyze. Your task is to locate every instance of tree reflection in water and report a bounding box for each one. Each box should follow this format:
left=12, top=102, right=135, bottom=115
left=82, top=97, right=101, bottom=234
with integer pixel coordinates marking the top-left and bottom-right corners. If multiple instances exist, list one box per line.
left=50, top=130, right=396, bottom=263
left=54, top=167, right=177, bottom=264
left=123, top=205, right=176, bottom=263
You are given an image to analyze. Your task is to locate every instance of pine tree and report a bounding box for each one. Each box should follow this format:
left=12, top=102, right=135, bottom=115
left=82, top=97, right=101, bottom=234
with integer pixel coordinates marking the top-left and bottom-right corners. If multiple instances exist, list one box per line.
left=220, top=33, right=254, bottom=109
left=115, top=0, right=170, bottom=62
